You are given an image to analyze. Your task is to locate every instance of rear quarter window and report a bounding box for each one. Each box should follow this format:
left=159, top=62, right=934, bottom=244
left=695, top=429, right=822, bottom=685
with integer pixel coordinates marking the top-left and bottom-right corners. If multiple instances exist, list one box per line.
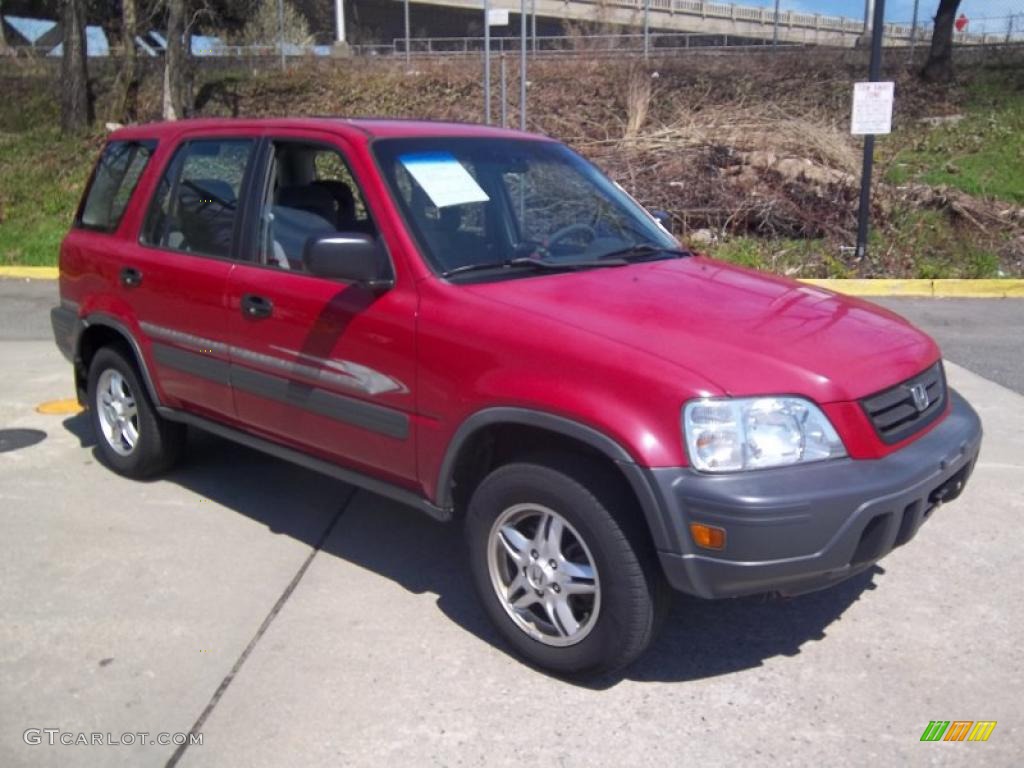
left=76, top=140, right=156, bottom=233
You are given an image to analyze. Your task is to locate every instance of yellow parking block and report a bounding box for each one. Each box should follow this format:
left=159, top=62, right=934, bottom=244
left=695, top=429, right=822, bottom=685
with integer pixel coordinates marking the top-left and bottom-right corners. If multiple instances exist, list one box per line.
left=35, top=399, right=83, bottom=415
left=802, top=279, right=1024, bottom=298
left=0, top=266, right=60, bottom=280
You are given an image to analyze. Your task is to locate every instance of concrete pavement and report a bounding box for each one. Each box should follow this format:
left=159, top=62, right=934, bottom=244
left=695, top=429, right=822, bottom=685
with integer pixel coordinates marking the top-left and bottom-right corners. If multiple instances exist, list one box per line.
left=1, top=280, right=1022, bottom=766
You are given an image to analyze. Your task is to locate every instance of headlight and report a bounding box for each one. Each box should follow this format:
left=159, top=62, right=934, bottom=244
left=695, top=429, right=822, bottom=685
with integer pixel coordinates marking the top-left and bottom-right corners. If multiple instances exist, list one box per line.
left=683, top=397, right=846, bottom=472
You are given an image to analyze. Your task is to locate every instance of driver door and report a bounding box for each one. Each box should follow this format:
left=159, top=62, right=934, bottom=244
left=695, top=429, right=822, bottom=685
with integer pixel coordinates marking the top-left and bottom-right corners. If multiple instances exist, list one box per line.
left=224, top=134, right=418, bottom=486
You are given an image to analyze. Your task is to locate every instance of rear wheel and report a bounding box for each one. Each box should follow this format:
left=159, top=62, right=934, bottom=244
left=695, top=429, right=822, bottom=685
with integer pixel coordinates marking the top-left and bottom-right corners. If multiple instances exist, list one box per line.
left=87, top=346, right=185, bottom=478
left=466, top=457, right=668, bottom=678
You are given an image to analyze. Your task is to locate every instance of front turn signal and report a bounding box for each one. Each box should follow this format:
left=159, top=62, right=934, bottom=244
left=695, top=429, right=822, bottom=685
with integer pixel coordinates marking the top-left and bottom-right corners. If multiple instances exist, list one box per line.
left=690, top=523, right=726, bottom=550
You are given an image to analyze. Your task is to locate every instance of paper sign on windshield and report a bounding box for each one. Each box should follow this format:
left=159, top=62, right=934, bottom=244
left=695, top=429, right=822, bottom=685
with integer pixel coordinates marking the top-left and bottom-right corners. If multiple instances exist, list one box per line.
left=399, top=152, right=490, bottom=208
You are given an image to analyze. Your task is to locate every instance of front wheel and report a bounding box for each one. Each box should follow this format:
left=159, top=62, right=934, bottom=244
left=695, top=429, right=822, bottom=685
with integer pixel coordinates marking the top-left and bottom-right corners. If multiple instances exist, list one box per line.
left=466, top=457, right=668, bottom=678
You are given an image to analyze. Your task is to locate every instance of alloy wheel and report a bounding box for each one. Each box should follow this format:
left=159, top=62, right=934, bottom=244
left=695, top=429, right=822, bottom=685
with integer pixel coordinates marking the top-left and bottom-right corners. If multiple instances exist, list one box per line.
left=487, top=503, right=601, bottom=647
left=95, top=369, right=139, bottom=457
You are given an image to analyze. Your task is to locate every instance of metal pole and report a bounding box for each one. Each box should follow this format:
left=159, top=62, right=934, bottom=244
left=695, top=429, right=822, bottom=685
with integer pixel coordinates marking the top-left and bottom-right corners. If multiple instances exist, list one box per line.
left=277, top=0, right=286, bottom=70
left=772, top=0, right=780, bottom=48
left=531, top=0, right=537, bottom=54
left=863, top=0, right=874, bottom=35
left=644, top=0, right=650, bottom=59
left=500, top=53, right=508, bottom=127
left=855, top=0, right=886, bottom=260
left=484, top=0, right=491, bottom=124
left=909, top=0, right=918, bottom=62
left=520, top=0, right=527, bottom=131
left=404, top=0, right=411, bottom=67
left=334, top=0, right=345, bottom=45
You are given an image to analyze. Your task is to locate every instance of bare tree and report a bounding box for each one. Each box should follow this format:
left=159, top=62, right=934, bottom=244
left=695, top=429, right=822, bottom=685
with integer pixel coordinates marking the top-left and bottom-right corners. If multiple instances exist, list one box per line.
left=163, top=0, right=186, bottom=119
left=60, top=0, right=92, bottom=133
left=921, top=0, right=962, bottom=83
left=0, top=0, right=8, bottom=52
left=111, top=0, right=139, bottom=121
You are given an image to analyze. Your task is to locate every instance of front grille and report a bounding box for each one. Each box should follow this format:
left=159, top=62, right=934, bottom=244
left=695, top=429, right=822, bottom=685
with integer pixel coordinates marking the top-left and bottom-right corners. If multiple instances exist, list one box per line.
left=860, top=361, right=947, bottom=444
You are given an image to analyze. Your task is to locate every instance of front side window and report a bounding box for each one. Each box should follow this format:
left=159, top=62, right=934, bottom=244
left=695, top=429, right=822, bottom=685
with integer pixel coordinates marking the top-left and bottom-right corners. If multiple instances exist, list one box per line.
left=373, top=138, right=678, bottom=280
left=77, top=140, right=155, bottom=232
left=257, top=141, right=377, bottom=272
left=141, top=139, right=254, bottom=259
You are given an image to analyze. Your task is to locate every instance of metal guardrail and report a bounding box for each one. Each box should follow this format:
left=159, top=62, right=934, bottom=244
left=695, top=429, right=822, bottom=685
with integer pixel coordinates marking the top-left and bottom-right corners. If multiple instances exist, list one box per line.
left=532, top=0, right=1009, bottom=43
left=385, top=31, right=802, bottom=55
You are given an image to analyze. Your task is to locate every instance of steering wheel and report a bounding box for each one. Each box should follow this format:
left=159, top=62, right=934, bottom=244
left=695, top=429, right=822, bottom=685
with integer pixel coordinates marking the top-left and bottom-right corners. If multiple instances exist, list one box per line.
left=546, top=223, right=598, bottom=249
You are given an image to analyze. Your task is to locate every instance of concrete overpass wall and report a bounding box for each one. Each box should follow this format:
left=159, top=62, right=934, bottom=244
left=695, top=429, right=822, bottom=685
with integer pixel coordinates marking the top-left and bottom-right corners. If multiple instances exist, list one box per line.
left=401, top=0, right=925, bottom=48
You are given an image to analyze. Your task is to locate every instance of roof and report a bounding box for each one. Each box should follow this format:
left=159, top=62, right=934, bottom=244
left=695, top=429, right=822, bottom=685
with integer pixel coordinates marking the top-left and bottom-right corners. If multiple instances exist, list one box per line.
left=109, top=117, right=549, bottom=143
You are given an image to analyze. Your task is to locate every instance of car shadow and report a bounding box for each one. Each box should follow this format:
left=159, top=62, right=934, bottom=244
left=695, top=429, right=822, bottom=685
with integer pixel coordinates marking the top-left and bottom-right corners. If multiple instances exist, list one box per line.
left=62, top=413, right=881, bottom=689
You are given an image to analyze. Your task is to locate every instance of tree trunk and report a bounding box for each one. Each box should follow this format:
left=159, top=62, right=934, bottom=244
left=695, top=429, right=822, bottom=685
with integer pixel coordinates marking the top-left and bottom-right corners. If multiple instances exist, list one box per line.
left=0, top=0, right=9, bottom=51
left=163, top=0, right=186, bottom=120
left=921, top=0, right=962, bottom=83
left=60, top=0, right=91, bottom=133
left=111, top=0, right=138, bottom=121
left=183, top=22, right=194, bottom=113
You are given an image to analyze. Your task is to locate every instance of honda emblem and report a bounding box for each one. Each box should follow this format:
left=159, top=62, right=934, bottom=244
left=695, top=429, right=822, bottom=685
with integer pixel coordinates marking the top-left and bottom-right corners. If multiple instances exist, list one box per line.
left=909, top=383, right=930, bottom=412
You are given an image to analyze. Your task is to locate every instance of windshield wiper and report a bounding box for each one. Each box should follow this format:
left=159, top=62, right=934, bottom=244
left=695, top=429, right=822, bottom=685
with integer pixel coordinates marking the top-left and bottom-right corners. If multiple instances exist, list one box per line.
left=442, top=256, right=627, bottom=279
left=598, top=243, right=691, bottom=262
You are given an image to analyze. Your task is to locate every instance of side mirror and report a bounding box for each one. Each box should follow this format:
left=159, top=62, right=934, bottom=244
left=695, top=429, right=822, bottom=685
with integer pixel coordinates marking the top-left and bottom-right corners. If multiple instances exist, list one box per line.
left=650, top=209, right=673, bottom=231
left=303, top=233, right=393, bottom=291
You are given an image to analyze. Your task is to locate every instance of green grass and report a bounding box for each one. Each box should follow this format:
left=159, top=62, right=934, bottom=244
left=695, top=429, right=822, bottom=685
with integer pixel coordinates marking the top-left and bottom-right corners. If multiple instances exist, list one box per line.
left=711, top=237, right=855, bottom=279
left=876, top=208, right=1002, bottom=279
left=0, top=86, right=103, bottom=266
left=711, top=210, right=1004, bottom=279
left=885, top=74, right=1024, bottom=204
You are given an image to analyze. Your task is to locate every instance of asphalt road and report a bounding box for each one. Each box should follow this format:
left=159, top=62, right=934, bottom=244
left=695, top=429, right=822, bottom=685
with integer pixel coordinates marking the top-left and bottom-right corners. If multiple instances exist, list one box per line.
left=2, top=278, right=1023, bottom=766
left=873, top=298, right=1024, bottom=397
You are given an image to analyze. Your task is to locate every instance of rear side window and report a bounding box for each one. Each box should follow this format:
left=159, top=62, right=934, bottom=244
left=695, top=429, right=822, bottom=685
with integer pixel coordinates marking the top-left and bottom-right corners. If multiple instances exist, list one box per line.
left=141, top=139, right=254, bottom=259
left=76, top=141, right=155, bottom=233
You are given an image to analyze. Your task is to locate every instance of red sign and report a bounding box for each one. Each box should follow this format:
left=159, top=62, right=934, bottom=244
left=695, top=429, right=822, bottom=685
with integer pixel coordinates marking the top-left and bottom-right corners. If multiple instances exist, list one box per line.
left=955, top=14, right=969, bottom=32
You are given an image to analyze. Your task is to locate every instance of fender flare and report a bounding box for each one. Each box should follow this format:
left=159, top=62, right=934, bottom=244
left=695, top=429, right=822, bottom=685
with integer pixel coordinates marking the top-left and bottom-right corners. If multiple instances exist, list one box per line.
left=79, top=313, right=163, bottom=408
left=436, top=407, right=674, bottom=550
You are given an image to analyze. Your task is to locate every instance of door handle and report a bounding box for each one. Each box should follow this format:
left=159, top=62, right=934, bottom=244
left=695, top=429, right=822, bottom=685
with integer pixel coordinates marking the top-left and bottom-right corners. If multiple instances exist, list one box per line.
left=119, top=267, right=142, bottom=288
left=241, top=293, right=273, bottom=319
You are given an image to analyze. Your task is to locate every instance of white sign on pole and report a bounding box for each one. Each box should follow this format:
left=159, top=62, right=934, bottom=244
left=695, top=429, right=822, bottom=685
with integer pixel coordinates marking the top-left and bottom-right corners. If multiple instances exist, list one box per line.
left=487, top=8, right=509, bottom=26
left=851, top=81, right=895, bottom=135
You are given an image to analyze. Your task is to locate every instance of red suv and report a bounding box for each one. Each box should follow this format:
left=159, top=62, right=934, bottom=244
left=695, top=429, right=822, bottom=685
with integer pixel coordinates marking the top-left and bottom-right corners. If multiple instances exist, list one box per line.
left=52, top=118, right=982, bottom=677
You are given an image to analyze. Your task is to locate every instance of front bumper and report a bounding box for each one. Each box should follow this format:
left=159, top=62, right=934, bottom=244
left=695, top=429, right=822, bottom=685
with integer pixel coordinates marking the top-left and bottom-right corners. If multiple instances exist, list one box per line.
left=652, top=390, right=982, bottom=599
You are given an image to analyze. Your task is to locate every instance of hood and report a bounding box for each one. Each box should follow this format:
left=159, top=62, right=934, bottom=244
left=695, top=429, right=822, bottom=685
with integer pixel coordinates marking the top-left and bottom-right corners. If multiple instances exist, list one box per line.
left=464, top=257, right=939, bottom=403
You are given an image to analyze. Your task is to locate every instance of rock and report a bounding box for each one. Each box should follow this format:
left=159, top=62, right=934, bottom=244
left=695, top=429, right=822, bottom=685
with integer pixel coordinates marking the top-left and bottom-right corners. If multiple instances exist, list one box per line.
left=772, top=157, right=852, bottom=187
left=745, top=150, right=778, bottom=170
left=688, top=228, right=717, bottom=245
left=919, top=114, right=965, bottom=127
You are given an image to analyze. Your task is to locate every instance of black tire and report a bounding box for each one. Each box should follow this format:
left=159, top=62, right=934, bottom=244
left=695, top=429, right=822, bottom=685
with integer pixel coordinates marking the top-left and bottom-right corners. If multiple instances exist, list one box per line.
left=87, top=345, right=185, bottom=479
left=465, top=455, right=669, bottom=678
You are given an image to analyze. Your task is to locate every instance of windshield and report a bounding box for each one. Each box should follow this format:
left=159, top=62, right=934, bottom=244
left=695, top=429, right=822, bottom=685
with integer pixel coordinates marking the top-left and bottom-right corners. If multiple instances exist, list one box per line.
left=372, top=138, right=680, bottom=280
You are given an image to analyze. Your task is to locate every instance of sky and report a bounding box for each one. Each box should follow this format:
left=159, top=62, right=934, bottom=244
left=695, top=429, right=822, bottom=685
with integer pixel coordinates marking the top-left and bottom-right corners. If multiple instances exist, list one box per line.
left=747, top=1, right=1022, bottom=29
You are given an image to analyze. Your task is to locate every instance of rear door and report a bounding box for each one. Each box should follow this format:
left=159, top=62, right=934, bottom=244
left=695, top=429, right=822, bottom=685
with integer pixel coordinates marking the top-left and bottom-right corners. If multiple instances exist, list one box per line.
left=224, top=133, right=418, bottom=486
left=129, top=134, right=258, bottom=420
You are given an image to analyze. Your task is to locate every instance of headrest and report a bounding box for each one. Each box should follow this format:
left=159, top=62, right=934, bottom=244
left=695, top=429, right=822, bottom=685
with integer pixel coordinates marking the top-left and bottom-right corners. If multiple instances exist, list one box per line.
left=180, top=178, right=236, bottom=208
left=312, top=179, right=355, bottom=210
left=277, top=184, right=336, bottom=224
